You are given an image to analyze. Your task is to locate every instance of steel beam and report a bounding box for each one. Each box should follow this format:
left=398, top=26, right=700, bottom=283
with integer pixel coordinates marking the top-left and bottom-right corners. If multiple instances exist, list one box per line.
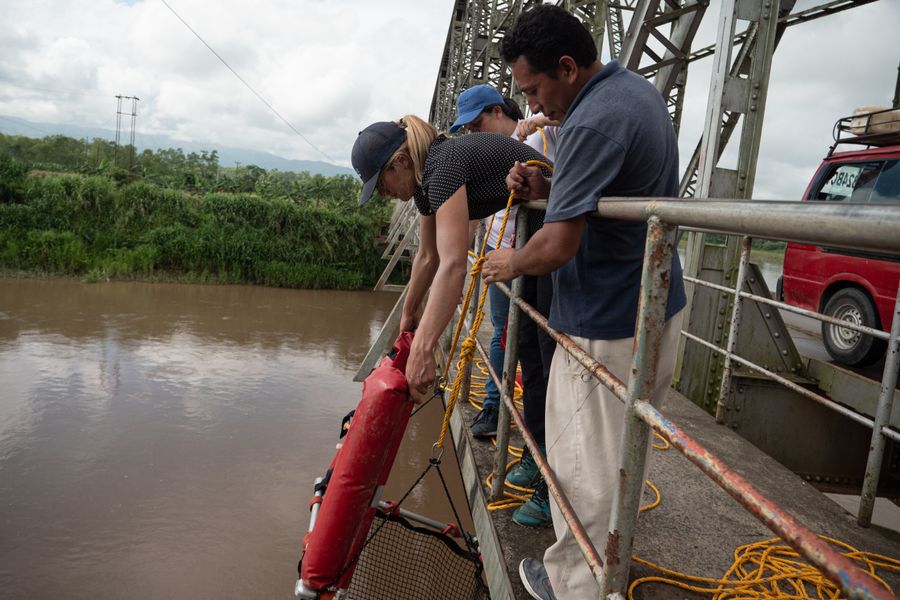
left=676, top=0, right=786, bottom=406
left=858, top=282, right=900, bottom=526
left=687, top=1, right=879, bottom=64
left=618, top=1, right=708, bottom=131
left=559, top=0, right=610, bottom=57
left=603, top=217, right=677, bottom=595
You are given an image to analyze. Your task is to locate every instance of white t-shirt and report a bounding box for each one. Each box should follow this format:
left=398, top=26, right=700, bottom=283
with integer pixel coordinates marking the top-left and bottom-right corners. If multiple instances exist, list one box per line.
left=485, top=121, right=559, bottom=249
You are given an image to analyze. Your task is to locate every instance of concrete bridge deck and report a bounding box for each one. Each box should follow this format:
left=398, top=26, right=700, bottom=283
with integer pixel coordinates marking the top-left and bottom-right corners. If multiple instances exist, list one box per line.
left=449, top=385, right=900, bottom=599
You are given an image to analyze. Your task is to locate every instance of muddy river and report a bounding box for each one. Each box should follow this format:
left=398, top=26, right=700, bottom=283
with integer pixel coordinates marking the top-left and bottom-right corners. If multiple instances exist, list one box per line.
left=0, top=278, right=467, bottom=599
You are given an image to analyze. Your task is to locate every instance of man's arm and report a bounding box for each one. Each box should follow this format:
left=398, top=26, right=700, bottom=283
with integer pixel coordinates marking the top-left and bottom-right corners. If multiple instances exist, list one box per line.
left=482, top=217, right=584, bottom=283
left=400, top=214, right=439, bottom=332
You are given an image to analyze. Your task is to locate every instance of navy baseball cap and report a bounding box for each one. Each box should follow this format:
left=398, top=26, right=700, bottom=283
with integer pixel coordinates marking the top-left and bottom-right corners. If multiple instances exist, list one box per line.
left=449, top=84, right=504, bottom=133
left=351, top=121, right=407, bottom=206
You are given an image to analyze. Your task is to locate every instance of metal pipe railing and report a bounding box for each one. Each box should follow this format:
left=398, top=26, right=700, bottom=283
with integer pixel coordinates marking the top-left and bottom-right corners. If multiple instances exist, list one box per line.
left=674, top=225, right=900, bottom=526
left=604, top=217, right=678, bottom=595
left=595, top=198, right=900, bottom=256
left=473, top=335, right=608, bottom=587
left=443, top=198, right=899, bottom=600
left=859, top=283, right=900, bottom=526
left=716, top=235, right=753, bottom=423
left=522, top=198, right=900, bottom=254
left=683, top=275, right=892, bottom=340
left=491, top=209, right=526, bottom=503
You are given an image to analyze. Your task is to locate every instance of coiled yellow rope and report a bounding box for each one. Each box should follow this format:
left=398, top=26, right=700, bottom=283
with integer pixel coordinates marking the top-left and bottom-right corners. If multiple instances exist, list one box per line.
left=629, top=536, right=900, bottom=599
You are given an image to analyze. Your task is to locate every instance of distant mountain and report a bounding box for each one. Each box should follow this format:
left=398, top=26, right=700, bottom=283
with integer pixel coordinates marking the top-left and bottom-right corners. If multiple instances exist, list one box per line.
left=0, top=115, right=354, bottom=177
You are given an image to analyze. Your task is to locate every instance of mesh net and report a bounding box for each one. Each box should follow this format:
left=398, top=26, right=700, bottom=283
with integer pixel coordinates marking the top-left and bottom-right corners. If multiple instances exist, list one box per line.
left=345, top=511, right=490, bottom=600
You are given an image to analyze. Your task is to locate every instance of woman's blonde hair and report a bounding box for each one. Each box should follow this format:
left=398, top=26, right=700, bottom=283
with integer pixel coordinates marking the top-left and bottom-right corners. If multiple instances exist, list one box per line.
left=388, top=115, right=441, bottom=185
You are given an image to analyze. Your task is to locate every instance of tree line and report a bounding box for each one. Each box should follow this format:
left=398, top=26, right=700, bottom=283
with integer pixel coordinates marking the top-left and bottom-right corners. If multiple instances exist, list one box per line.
left=0, top=132, right=369, bottom=202
left=0, top=132, right=397, bottom=289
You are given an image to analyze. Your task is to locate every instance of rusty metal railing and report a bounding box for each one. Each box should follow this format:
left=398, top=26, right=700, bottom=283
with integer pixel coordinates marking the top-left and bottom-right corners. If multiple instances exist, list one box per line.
left=450, top=197, right=900, bottom=599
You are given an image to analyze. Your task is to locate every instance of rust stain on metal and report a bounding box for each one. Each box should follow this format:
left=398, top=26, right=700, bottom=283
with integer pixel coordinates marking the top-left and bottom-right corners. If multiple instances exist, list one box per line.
left=497, top=282, right=628, bottom=400
left=605, top=530, right=621, bottom=568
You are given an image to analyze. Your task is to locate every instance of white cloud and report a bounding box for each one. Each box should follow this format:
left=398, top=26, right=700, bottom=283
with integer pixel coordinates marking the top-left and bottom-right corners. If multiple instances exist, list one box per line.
left=0, top=0, right=897, bottom=195
left=0, top=0, right=450, bottom=165
left=674, top=0, right=900, bottom=199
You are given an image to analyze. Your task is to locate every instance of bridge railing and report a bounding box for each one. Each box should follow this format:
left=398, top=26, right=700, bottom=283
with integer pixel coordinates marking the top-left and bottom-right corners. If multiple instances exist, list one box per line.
left=454, top=198, right=900, bottom=599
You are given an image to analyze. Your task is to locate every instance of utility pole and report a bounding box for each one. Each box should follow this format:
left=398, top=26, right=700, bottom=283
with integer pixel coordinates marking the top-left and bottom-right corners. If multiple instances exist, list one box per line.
left=113, top=95, right=140, bottom=173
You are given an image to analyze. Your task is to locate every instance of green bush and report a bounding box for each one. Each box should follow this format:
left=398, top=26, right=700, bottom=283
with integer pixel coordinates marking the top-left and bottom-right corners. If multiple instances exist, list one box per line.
left=0, top=172, right=388, bottom=289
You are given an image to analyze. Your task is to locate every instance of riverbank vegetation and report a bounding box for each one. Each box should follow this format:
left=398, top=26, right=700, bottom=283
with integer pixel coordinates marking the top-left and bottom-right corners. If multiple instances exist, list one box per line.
left=0, top=133, right=395, bottom=289
left=678, top=232, right=786, bottom=259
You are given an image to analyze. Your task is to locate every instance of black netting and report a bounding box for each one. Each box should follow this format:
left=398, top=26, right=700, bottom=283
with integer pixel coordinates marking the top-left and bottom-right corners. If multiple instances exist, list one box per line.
left=345, top=511, right=491, bottom=600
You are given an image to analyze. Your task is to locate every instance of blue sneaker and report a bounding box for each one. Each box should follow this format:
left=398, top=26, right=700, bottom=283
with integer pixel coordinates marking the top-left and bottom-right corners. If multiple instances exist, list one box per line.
left=506, top=446, right=545, bottom=488
left=470, top=405, right=499, bottom=438
left=512, top=479, right=552, bottom=528
left=519, top=558, right=556, bottom=600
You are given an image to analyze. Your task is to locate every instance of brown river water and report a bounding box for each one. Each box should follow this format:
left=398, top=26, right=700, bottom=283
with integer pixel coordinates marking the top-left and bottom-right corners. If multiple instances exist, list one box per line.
left=0, top=278, right=469, bottom=599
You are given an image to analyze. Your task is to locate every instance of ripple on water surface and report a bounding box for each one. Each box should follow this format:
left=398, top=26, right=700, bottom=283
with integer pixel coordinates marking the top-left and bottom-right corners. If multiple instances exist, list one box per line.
left=0, top=278, right=418, bottom=599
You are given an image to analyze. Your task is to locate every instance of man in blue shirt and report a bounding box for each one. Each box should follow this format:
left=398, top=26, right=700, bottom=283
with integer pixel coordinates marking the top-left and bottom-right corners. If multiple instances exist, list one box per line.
left=482, top=5, right=686, bottom=600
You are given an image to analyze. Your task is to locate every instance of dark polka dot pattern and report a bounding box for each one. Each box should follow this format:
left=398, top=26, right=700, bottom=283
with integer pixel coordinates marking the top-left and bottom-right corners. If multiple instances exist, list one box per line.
left=412, top=132, right=552, bottom=220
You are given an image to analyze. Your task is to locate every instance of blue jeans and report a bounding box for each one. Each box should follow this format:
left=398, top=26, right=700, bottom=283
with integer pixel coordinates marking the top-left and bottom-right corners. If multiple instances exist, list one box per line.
left=484, top=246, right=509, bottom=409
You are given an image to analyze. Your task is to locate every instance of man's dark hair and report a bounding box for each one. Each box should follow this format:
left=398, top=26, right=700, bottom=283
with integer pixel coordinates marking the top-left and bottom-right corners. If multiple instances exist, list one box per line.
left=501, top=4, right=597, bottom=75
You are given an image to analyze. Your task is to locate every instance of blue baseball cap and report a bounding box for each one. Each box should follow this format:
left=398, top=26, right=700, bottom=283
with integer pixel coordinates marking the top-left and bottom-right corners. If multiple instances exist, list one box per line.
left=449, top=84, right=504, bottom=133
left=351, top=121, right=407, bottom=206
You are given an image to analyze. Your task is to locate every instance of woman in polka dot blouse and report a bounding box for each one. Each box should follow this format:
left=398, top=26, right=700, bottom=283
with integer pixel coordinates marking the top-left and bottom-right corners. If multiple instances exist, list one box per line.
left=351, top=114, right=551, bottom=401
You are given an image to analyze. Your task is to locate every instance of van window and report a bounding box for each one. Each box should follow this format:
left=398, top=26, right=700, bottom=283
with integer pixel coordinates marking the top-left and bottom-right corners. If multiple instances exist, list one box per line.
left=814, top=161, right=882, bottom=203
left=871, top=159, right=900, bottom=204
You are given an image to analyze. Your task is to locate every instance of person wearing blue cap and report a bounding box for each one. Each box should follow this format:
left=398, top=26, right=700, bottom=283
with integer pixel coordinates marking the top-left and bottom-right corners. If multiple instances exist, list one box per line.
left=350, top=114, right=552, bottom=415
left=449, top=84, right=560, bottom=529
left=448, top=84, right=522, bottom=135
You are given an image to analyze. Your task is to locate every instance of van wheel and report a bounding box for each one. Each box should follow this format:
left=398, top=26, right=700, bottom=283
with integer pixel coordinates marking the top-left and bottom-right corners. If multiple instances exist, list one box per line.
left=775, top=276, right=783, bottom=301
left=821, top=288, right=887, bottom=367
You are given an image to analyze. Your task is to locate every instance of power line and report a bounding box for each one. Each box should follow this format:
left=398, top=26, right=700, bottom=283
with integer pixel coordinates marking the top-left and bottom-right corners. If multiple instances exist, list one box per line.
left=159, top=0, right=333, bottom=163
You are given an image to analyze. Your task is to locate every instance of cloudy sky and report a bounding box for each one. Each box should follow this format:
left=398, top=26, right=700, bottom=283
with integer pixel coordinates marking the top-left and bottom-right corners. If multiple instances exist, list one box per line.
left=1, top=0, right=898, bottom=198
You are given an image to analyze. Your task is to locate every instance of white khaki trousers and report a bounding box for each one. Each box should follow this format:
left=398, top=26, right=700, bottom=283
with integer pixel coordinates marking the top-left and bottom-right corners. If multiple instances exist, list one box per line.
left=542, top=311, right=682, bottom=600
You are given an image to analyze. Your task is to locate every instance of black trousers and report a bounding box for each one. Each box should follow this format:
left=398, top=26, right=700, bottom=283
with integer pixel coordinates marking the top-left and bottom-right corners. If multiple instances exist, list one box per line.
left=517, top=272, right=554, bottom=447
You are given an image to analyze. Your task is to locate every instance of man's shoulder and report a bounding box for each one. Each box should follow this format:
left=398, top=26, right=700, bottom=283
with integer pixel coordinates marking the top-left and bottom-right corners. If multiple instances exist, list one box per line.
left=563, top=69, right=668, bottom=148
left=570, top=69, right=654, bottom=118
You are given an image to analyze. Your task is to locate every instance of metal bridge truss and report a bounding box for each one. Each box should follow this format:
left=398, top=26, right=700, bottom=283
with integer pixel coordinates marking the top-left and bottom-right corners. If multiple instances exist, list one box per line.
left=675, top=0, right=877, bottom=421
left=378, top=0, right=884, bottom=406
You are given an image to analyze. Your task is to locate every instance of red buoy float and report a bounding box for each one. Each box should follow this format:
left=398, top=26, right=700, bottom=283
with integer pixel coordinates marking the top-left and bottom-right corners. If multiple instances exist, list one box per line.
left=296, top=332, right=414, bottom=599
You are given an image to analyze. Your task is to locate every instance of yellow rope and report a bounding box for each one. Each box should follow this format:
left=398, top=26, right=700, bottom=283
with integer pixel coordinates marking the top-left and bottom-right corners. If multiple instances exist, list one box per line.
left=629, top=536, right=900, bottom=599
left=485, top=431, right=669, bottom=512
left=467, top=357, right=524, bottom=412
left=435, top=160, right=553, bottom=451
left=537, top=126, right=548, bottom=157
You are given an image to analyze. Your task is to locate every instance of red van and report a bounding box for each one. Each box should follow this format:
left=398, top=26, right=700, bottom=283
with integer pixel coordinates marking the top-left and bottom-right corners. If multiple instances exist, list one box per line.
left=779, top=108, right=900, bottom=367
